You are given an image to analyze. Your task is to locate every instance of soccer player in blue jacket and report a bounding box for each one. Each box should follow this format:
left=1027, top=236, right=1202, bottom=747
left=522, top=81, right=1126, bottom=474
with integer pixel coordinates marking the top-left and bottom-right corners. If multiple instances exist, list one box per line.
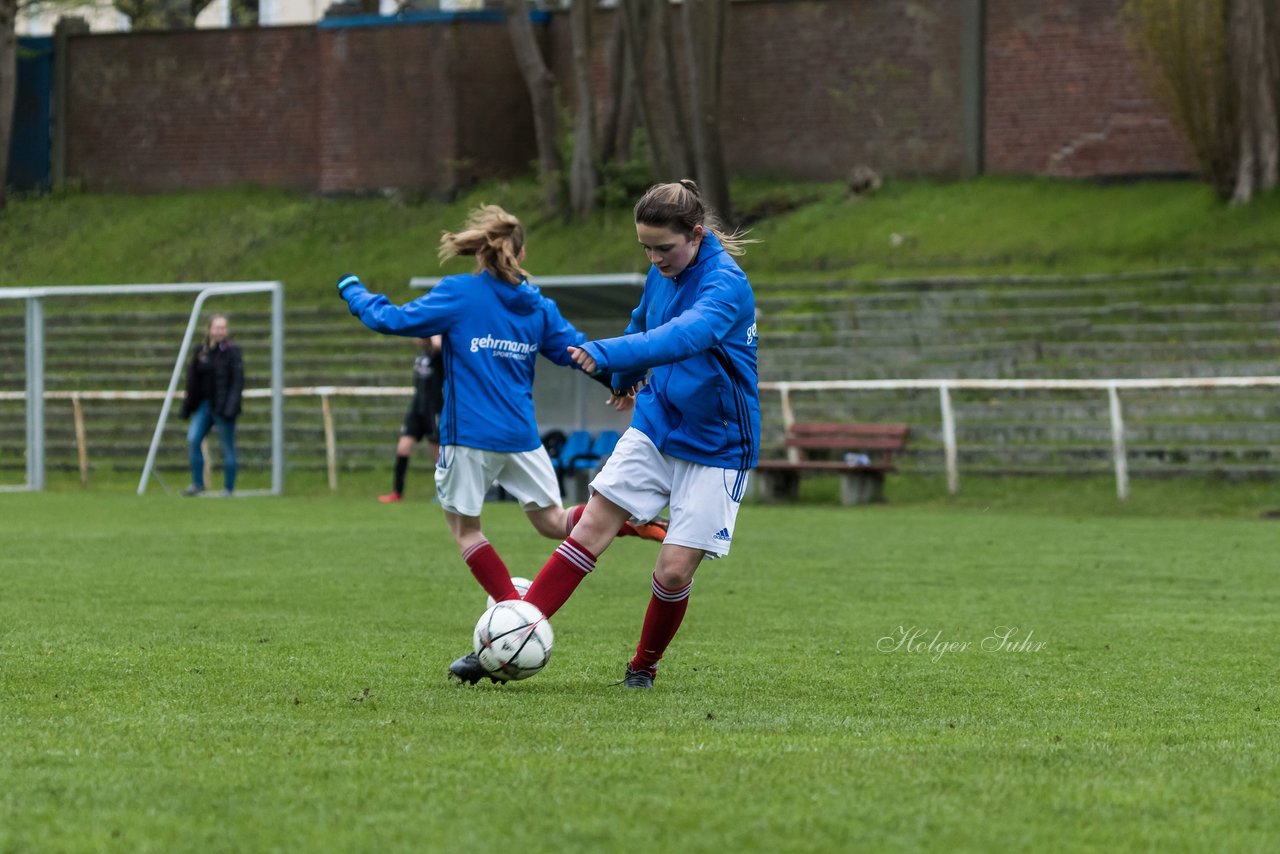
left=521, top=180, right=761, bottom=689
left=336, top=205, right=665, bottom=682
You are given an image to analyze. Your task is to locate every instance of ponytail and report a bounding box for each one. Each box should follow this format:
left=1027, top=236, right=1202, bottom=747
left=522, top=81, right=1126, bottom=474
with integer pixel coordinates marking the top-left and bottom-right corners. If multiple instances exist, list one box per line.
left=633, top=179, right=756, bottom=256
left=438, top=204, right=528, bottom=285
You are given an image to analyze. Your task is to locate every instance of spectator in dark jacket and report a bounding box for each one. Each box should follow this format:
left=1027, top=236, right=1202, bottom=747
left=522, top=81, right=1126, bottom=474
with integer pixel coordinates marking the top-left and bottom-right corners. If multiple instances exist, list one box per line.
left=180, top=314, right=244, bottom=496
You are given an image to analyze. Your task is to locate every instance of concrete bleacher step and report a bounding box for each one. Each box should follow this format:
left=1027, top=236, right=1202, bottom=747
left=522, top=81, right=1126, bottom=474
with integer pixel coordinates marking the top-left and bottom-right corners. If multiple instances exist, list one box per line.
left=762, top=302, right=1280, bottom=335
left=901, top=444, right=1280, bottom=468
left=760, top=350, right=1280, bottom=380
left=766, top=338, right=1280, bottom=366
left=758, top=276, right=1280, bottom=321
left=944, top=421, right=1280, bottom=444
left=756, top=271, right=1280, bottom=304
left=899, top=460, right=1277, bottom=478
left=757, top=286, right=1280, bottom=317
left=757, top=318, right=1279, bottom=348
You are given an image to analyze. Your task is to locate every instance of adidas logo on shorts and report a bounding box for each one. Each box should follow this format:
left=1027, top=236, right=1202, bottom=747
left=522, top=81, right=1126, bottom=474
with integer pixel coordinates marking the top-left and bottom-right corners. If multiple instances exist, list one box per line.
left=713, top=528, right=732, bottom=543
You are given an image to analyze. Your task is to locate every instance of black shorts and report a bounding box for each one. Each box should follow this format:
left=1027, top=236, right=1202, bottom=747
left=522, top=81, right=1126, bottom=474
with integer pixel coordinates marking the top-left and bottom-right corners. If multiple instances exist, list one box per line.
left=401, top=408, right=441, bottom=444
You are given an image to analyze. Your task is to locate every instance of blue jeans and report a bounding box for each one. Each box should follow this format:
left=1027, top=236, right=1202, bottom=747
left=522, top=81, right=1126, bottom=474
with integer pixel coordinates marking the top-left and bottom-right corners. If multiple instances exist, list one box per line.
left=188, top=401, right=237, bottom=491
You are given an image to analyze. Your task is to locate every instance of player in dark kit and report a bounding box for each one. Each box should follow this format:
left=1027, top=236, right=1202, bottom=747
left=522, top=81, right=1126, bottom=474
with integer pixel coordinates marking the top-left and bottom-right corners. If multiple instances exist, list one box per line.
left=380, top=336, right=444, bottom=503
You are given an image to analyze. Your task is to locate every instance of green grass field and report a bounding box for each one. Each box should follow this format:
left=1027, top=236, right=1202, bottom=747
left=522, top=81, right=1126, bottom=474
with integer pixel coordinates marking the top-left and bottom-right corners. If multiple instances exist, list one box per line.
left=3, top=485, right=1277, bottom=852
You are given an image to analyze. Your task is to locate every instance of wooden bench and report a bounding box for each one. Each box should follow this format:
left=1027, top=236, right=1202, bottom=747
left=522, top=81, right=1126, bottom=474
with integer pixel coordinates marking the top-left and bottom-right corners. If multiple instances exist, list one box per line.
left=755, top=422, right=909, bottom=505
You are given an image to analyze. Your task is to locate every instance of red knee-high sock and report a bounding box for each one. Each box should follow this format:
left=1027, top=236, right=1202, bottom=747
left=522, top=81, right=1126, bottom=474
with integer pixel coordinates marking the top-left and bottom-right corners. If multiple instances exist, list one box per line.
left=629, top=575, right=693, bottom=677
left=523, top=537, right=596, bottom=619
left=462, top=540, right=518, bottom=603
left=564, top=504, right=586, bottom=537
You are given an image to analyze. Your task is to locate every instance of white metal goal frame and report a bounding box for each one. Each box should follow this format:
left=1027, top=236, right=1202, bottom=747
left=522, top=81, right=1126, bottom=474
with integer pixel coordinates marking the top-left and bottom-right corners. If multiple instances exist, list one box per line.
left=762, top=377, right=1280, bottom=500
left=0, top=282, right=285, bottom=495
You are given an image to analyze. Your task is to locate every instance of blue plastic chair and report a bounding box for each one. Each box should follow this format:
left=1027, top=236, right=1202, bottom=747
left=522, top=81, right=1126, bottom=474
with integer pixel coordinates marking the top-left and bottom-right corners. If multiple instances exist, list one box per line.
left=552, top=430, right=593, bottom=486
left=571, top=430, right=620, bottom=473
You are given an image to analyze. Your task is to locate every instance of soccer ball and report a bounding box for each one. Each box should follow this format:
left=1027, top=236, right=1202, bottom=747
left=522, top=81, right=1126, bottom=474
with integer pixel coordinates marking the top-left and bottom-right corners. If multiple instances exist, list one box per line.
left=473, top=599, right=554, bottom=681
left=486, top=576, right=532, bottom=608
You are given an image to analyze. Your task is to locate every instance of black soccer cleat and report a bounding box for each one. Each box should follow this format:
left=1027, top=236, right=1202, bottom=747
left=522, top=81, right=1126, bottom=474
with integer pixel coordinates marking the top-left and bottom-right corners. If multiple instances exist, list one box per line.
left=448, top=652, right=502, bottom=685
left=620, top=666, right=655, bottom=689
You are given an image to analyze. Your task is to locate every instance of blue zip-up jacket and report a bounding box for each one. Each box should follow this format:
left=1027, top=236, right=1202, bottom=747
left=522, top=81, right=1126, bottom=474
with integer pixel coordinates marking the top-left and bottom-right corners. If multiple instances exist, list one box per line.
left=340, top=271, right=588, bottom=453
left=581, top=231, right=760, bottom=472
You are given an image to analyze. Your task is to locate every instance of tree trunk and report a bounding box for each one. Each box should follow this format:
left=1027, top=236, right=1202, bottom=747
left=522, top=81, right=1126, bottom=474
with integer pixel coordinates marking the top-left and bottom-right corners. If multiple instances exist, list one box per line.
left=599, top=11, right=626, bottom=165
left=614, top=53, right=637, bottom=163
left=504, top=0, right=562, bottom=218
left=652, top=0, right=694, bottom=180
left=682, top=0, right=732, bottom=220
left=620, top=0, right=668, bottom=178
left=1229, top=0, right=1279, bottom=203
left=1256, top=0, right=1279, bottom=190
left=568, top=0, right=597, bottom=218
left=0, top=0, right=16, bottom=209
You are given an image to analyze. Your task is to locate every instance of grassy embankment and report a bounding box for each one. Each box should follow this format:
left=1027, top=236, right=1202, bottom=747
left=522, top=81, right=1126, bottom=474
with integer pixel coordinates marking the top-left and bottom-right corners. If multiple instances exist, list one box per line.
left=5, top=176, right=1280, bottom=298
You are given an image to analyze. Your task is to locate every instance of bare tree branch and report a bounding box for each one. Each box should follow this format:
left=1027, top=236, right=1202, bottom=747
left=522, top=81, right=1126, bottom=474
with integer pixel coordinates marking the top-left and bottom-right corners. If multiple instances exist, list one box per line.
left=599, top=10, right=627, bottom=165
left=682, top=0, right=731, bottom=219
left=503, top=0, right=562, bottom=217
left=1229, top=0, right=1278, bottom=202
left=567, top=0, right=596, bottom=217
left=619, top=0, right=668, bottom=178
left=652, top=0, right=693, bottom=179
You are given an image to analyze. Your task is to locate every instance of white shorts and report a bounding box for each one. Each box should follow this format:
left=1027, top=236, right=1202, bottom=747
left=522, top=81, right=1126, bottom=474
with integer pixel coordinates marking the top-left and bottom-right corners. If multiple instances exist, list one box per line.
left=434, top=445, right=562, bottom=517
left=590, top=428, right=746, bottom=558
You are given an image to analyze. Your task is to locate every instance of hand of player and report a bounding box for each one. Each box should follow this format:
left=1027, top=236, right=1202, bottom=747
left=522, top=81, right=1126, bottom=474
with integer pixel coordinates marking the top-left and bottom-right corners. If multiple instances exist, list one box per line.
left=568, top=345, right=598, bottom=375
left=607, top=378, right=645, bottom=411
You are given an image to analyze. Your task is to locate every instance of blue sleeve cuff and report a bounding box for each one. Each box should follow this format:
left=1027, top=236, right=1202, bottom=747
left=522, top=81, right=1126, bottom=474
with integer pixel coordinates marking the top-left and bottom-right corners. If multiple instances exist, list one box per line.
left=612, top=371, right=645, bottom=393
left=582, top=341, right=608, bottom=374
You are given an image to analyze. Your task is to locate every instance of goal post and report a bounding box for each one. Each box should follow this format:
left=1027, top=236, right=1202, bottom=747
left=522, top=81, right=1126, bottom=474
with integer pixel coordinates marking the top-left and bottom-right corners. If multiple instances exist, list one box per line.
left=0, top=282, right=285, bottom=495
left=137, top=282, right=285, bottom=496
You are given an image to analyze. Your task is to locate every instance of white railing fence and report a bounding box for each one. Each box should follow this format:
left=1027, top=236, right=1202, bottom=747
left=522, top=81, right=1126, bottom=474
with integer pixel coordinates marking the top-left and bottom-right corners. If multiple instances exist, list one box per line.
left=762, top=377, right=1280, bottom=500
left=4, top=377, right=1278, bottom=499
left=0, top=386, right=409, bottom=493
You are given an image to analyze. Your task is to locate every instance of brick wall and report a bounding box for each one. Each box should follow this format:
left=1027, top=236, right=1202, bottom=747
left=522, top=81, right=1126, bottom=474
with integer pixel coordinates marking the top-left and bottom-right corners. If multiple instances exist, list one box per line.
left=314, top=19, right=534, bottom=195
left=452, top=20, right=542, bottom=188
left=315, top=24, right=455, bottom=195
left=61, top=0, right=1192, bottom=195
left=66, top=27, right=321, bottom=192
left=545, top=1, right=966, bottom=181
left=718, top=0, right=967, bottom=179
left=984, top=0, right=1192, bottom=176
left=65, top=18, right=536, bottom=196
left=541, top=0, right=1189, bottom=183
